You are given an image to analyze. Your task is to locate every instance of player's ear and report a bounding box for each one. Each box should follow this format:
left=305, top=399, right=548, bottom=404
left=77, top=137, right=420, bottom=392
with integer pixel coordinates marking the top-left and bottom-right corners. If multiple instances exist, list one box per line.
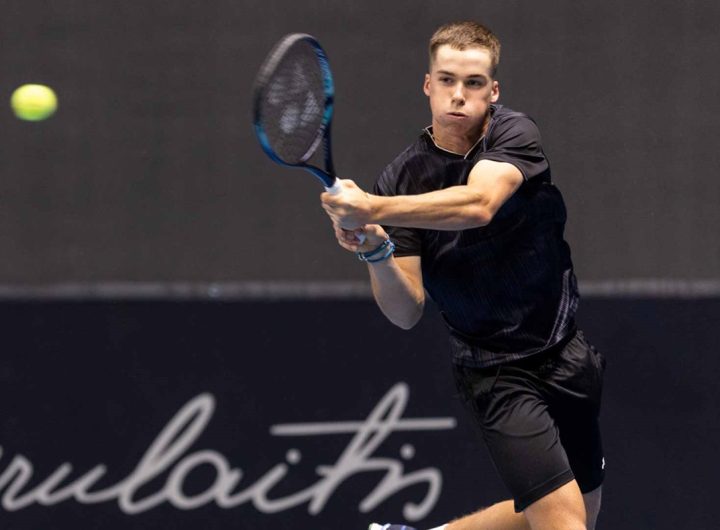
left=490, top=80, right=500, bottom=102
left=423, top=73, right=431, bottom=96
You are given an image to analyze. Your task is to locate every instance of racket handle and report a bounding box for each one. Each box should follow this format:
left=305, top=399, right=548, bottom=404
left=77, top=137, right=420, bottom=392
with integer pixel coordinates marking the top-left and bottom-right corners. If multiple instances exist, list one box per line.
left=325, top=180, right=343, bottom=195
left=353, top=230, right=367, bottom=245
left=325, top=179, right=367, bottom=245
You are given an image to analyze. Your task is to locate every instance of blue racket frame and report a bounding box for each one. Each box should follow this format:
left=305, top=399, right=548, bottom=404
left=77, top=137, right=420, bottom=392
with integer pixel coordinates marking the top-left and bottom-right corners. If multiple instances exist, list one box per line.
left=253, top=34, right=337, bottom=189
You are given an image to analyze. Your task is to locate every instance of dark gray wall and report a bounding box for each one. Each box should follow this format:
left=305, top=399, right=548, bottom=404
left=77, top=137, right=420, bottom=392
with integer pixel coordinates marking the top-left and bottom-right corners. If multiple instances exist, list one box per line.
left=1, top=0, right=718, bottom=283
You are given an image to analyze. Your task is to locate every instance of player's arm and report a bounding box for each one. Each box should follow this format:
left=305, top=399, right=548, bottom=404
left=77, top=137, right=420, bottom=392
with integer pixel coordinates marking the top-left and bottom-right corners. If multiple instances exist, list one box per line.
left=321, top=159, right=523, bottom=231
left=369, top=255, right=424, bottom=330
left=333, top=224, right=424, bottom=330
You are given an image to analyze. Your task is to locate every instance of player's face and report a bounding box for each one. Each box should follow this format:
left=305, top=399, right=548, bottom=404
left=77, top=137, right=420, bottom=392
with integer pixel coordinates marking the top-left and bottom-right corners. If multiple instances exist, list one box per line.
left=424, top=45, right=499, bottom=139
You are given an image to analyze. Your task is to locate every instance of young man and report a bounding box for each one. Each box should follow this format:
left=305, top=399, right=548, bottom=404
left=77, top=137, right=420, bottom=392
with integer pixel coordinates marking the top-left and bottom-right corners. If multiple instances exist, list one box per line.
left=321, top=22, right=605, bottom=530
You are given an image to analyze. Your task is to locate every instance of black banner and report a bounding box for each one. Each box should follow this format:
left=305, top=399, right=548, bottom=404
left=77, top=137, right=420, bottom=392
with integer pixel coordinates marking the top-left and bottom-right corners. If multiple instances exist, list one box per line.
left=1, top=298, right=718, bottom=529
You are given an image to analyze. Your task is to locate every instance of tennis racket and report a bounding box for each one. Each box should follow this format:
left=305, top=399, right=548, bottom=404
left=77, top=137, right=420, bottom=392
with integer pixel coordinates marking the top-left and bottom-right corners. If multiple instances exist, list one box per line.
left=253, top=33, right=342, bottom=193
left=253, top=33, right=365, bottom=243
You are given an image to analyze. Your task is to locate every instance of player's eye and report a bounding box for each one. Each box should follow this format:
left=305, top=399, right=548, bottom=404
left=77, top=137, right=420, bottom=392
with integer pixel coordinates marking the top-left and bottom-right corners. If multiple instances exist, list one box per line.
left=466, top=79, right=485, bottom=88
left=439, top=76, right=454, bottom=85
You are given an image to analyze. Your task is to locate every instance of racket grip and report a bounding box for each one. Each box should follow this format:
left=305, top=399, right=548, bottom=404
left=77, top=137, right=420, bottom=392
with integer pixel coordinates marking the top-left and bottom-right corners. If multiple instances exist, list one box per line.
left=354, top=231, right=367, bottom=245
left=326, top=179, right=367, bottom=245
left=325, top=180, right=343, bottom=195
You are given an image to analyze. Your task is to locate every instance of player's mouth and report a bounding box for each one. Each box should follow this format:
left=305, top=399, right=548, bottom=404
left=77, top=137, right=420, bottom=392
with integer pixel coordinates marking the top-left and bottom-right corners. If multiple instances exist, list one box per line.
left=447, top=112, right=468, bottom=118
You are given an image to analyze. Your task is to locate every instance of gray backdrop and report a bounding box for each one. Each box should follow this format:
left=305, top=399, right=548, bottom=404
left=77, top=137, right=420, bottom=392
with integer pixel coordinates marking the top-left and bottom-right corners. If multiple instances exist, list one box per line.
left=1, top=0, right=718, bottom=283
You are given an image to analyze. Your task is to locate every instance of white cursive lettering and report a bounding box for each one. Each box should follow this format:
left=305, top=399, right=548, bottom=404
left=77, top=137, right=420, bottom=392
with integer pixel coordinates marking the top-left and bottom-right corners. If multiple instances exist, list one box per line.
left=0, top=383, right=455, bottom=521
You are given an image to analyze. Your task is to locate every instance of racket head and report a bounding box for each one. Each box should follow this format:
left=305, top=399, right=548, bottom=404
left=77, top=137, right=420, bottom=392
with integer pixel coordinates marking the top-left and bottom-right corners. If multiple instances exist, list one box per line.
left=253, top=33, right=336, bottom=188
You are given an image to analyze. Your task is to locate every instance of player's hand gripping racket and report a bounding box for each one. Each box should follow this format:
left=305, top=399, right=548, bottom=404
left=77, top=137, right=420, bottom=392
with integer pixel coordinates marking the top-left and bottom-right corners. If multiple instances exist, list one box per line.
left=252, top=33, right=365, bottom=242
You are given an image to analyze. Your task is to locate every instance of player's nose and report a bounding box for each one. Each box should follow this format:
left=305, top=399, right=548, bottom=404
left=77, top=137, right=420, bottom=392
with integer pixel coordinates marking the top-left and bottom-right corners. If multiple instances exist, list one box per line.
left=451, top=83, right=465, bottom=103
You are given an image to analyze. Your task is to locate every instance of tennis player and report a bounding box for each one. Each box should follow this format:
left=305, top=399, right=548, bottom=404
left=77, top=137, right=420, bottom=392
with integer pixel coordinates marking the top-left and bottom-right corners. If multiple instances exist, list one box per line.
left=321, top=21, right=605, bottom=530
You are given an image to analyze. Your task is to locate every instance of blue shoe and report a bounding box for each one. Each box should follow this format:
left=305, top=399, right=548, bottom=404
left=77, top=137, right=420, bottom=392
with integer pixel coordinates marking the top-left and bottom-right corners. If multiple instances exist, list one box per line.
left=368, top=523, right=415, bottom=530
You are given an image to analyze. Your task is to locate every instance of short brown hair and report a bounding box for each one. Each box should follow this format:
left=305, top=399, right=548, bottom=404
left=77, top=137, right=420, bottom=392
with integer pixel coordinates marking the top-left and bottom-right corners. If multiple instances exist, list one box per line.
left=429, top=21, right=501, bottom=77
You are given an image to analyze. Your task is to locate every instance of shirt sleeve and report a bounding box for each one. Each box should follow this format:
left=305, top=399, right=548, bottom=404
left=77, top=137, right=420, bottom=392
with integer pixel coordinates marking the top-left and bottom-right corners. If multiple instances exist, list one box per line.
left=373, top=167, right=423, bottom=257
left=477, top=114, right=549, bottom=181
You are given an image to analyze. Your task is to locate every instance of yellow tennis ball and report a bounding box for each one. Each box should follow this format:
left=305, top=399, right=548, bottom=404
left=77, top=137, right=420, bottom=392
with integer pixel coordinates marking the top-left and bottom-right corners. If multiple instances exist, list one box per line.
left=10, top=84, right=58, bottom=121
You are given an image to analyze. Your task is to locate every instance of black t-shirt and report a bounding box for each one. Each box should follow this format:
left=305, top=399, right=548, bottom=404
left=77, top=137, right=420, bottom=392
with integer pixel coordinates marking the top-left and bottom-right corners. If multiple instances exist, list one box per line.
left=374, top=104, right=579, bottom=368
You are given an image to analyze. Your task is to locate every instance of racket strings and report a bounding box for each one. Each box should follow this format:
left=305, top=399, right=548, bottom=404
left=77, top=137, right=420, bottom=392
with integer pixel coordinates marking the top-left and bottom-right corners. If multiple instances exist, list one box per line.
left=258, top=41, right=327, bottom=164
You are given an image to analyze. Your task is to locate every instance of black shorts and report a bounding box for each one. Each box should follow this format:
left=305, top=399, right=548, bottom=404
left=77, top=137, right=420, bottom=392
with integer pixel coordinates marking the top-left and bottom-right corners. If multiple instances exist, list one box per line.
left=453, top=330, right=606, bottom=512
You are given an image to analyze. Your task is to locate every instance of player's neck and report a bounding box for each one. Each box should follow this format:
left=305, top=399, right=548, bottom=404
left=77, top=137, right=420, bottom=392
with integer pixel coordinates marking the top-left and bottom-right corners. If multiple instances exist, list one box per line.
left=431, top=115, right=490, bottom=155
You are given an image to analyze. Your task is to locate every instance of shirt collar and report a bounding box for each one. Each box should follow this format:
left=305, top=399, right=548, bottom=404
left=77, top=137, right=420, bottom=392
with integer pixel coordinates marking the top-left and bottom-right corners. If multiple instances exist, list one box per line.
left=422, top=104, right=497, bottom=159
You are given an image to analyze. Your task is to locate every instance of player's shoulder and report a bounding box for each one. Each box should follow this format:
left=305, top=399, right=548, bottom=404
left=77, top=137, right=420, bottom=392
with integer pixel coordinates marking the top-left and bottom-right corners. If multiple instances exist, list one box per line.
left=490, top=104, right=540, bottom=132
left=376, top=132, right=435, bottom=193
left=386, top=132, right=435, bottom=170
left=486, top=104, right=543, bottom=145
left=491, top=104, right=538, bottom=126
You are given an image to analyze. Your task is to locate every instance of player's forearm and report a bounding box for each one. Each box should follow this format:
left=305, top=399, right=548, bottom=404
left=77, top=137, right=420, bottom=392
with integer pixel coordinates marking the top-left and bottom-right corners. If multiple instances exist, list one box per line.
left=371, top=186, right=491, bottom=230
left=367, top=259, right=424, bottom=330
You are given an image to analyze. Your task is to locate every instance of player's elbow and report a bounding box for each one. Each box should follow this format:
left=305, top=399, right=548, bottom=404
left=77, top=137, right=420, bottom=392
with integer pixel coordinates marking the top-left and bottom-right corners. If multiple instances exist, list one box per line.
left=457, top=188, right=493, bottom=228
left=460, top=204, right=492, bottom=229
left=392, top=317, right=420, bottom=330
left=393, top=316, right=420, bottom=330
left=389, top=300, right=424, bottom=330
